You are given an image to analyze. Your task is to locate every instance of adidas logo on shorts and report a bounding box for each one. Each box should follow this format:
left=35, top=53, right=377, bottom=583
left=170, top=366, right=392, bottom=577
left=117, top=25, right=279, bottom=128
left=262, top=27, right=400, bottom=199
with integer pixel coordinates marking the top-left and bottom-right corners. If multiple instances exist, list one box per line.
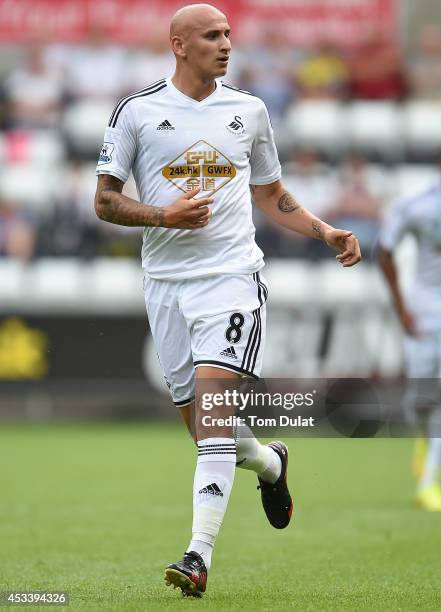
left=219, top=346, right=237, bottom=359
left=157, top=119, right=175, bottom=130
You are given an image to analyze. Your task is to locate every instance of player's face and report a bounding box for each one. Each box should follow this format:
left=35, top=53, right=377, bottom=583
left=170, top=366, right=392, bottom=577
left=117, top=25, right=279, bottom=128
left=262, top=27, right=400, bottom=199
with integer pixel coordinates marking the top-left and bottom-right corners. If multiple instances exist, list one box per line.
left=185, top=18, right=231, bottom=79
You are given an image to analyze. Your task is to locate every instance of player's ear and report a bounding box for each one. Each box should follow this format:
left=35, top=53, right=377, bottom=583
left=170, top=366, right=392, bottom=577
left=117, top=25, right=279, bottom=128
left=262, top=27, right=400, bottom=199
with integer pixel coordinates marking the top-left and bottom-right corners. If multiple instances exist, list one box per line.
left=171, top=35, right=186, bottom=58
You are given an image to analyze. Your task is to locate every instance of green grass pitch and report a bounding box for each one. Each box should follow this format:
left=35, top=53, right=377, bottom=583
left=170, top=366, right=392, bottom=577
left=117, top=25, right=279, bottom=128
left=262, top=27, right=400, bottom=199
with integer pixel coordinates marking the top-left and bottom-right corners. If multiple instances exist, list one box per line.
left=1, top=423, right=441, bottom=611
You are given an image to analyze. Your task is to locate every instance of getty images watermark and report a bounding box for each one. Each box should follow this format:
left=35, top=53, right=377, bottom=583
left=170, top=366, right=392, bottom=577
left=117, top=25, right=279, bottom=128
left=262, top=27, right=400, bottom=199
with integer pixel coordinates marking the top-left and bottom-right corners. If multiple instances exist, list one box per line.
left=200, top=387, right=316, bottom=428
left=194, top=378, right=441, bottom=438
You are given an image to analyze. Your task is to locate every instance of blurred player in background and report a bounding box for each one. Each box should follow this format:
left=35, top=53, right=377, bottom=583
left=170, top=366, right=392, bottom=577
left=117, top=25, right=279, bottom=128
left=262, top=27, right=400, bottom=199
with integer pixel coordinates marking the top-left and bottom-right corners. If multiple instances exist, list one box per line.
left=378, top=169, right=441, bottom=511
left=94, top=3, right=361, bottom=597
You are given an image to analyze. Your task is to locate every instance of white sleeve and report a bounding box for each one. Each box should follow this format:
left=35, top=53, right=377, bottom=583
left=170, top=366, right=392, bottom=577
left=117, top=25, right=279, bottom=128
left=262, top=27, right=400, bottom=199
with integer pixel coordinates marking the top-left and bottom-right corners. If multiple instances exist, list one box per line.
left=249, top=102, right=282, bottom=185
left=379, top=199, right=413, bottom=251
left=96, top=102, right=137, bottom=183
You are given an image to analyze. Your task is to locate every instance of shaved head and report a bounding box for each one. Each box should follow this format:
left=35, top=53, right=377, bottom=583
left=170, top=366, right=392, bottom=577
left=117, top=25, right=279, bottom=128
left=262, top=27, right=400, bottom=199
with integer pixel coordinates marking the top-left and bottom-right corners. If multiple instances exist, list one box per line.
left=169, top=3, right=231, bottom=86
left=170, top=4, right=227, bottom=39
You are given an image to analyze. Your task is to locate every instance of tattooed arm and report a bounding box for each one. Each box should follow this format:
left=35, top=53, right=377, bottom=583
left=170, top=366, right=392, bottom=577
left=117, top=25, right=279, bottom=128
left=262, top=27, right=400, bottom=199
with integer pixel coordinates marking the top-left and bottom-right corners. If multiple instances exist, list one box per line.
left=250, top=180, right=331, bottom=239
left=251, top=180, right=362, bottom=267
left=95, top=174, right=213, bottom=229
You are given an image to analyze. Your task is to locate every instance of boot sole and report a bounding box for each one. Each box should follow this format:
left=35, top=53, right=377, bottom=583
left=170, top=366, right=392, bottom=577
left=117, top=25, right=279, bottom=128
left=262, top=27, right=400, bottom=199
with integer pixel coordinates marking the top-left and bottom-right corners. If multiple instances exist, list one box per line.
left=164, top=568, right=202, bottom=597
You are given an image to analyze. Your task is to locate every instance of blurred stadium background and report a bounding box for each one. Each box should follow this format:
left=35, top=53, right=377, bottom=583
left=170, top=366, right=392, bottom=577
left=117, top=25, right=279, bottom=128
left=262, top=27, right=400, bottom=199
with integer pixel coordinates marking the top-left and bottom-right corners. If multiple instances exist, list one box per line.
left=2, top=2, right=441, bottom=609
left=0, top=0, right=440, bottom=419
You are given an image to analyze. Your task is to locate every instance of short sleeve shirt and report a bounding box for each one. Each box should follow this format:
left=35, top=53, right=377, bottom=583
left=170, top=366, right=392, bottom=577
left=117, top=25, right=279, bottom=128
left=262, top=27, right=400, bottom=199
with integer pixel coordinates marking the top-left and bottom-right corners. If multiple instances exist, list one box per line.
left=379, top=181, right=441, bottom=329
left=96, top=77, right=281, bottom=279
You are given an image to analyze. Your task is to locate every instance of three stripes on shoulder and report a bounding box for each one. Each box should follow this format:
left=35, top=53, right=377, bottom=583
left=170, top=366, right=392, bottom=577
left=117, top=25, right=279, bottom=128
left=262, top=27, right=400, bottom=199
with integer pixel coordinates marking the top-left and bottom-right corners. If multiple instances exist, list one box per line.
left=108, top=79, right=167, bottom=128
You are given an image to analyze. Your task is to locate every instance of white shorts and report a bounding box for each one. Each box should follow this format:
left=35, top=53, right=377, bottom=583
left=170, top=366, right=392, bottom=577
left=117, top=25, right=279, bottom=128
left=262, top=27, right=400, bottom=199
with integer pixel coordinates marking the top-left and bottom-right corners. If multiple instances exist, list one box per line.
left=404, top=331, right=441, bottom=378
left=403, top=331, right=441, bottom=417
left=144, top=272, right=268, bottom=407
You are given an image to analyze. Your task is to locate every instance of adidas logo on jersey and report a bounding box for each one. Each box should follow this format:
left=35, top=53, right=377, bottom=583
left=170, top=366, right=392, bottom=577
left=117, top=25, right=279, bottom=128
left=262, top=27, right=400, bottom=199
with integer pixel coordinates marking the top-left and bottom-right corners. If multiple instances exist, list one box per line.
left=219, top=346, right=238, bottom=360
left=199, top=483, right=223, bottom=497
left=157, top=119, right=175, bottom=130
left=226, top=115, right=245, bottom=134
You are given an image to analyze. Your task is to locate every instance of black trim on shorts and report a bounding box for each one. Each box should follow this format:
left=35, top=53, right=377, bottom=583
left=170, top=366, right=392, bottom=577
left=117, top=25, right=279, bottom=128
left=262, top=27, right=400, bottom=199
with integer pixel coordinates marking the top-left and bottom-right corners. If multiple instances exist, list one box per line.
left=194, top=360, right=259, bottom=380
left=241, top=272, right=267, bottom=374
left=174, top=396, right=195, bottom=407
left=256, top=271, right=268, bottom=301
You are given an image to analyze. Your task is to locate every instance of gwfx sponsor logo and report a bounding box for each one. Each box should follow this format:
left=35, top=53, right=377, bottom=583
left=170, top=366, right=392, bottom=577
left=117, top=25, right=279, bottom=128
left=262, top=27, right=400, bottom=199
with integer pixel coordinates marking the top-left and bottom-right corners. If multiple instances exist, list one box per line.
left=162, top=139, right=236, bottom=195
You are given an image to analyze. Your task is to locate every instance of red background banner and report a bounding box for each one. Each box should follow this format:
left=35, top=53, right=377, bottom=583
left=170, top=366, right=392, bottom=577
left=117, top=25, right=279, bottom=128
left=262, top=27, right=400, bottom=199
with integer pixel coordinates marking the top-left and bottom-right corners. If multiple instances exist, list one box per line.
left=0, top=0, right=397, bottom=45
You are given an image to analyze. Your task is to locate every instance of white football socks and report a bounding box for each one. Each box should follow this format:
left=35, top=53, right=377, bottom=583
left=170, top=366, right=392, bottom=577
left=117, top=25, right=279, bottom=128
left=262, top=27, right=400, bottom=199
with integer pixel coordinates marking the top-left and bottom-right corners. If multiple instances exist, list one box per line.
left=418, top=408, right=441, bottom=490
left=419, top=437, right=441, bottom=490
left=186, top=438, right=236, bottom=570
left=235, top=422, right=282, bottom=484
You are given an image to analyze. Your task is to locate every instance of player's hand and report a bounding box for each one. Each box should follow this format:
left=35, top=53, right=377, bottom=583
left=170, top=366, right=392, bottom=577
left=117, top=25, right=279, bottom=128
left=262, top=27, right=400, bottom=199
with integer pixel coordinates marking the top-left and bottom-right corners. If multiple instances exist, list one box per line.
left=399, top=308, right=419, bottom=336
left=324, top=229, right=362, bottom=267
left=163, top=187, right=213, bottom=229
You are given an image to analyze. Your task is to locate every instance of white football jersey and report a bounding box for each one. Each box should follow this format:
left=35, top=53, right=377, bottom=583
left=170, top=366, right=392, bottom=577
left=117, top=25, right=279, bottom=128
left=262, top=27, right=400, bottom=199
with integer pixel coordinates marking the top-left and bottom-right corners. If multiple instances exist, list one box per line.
left=379, top=179, right=441, bottom=330
left=96, top=77, right=281, bottom=280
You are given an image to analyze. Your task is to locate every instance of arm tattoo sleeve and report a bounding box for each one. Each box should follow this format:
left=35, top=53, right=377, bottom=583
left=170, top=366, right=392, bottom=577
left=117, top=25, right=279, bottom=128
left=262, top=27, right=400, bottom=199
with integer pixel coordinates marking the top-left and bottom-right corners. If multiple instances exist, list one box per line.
left=312, top=220, right=323, bottom=239
left=95, top=174, right=164, bottom=227
left=277, top=191, right=301, bottom=214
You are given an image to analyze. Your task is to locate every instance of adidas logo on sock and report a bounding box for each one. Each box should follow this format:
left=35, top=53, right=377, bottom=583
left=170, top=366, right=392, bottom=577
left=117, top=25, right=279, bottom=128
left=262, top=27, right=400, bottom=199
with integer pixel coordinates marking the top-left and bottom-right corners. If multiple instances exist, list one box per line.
left=219, top=346, right=237, bottom=360
left=199, top=482, right=223, bottom=497
left=157, top=119, right=175, bottom=130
